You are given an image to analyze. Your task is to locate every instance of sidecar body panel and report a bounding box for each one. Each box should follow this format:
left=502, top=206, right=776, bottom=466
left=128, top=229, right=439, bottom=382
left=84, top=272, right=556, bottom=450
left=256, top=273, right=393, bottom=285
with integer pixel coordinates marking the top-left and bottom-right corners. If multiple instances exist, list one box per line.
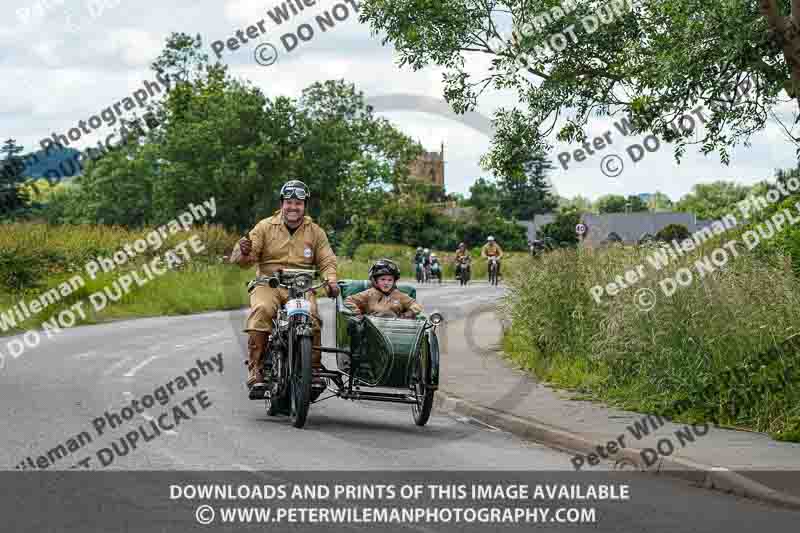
left=336, top=281, right=430, bottom=388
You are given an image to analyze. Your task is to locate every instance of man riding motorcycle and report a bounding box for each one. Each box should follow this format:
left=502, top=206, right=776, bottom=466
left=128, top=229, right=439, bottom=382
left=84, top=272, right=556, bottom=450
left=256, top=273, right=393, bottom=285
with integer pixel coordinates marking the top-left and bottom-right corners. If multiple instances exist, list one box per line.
left=429, top=253, right=442, bottom=281
left=454, top=242, right=469, bottom=278
left=422, top=248, right=432, bottom=279
left=481, top=236, right=504, bottom=279
left=414, top=247, right=425, bottom=281
left=230, top=180, right=339, bottom=396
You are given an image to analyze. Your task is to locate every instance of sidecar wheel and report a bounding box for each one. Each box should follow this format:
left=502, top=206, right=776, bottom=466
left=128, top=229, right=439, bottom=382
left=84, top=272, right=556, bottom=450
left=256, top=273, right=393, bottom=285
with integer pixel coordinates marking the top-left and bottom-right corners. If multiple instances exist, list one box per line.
left=412, top=385, right=434, bottom=426
left=411, top=353, right=434, bottom=426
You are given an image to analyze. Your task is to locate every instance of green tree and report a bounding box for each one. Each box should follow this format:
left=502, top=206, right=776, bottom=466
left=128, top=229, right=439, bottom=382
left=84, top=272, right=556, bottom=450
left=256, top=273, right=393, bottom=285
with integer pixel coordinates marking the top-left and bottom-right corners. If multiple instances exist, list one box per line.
left=675, top=181, right=752, bottom=220
left=0, top=139, right=31, bottom=218
left=359, top=0, right=799, bottom=170
left=296, top=79, right=423, bottom=230
left=558, top=195, right=593, bottom=212
left=538, top=208, right=581, bottom=247
left=466, top=177, right=502, bottom=212
left=595, top=194, right=648, bottom=214
left=496, top=149, right=557, bottom=220
left=61, top=34, right=419, bottom=233
left=656, top=223, right=691, bottom=242
left=745, top=165, right=800, bottom=273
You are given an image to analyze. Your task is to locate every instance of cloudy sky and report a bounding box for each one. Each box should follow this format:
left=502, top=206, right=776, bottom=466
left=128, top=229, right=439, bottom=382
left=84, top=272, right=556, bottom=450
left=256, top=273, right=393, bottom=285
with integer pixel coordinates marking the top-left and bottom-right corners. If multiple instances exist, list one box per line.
left=1, top=0, right=797, bottom=202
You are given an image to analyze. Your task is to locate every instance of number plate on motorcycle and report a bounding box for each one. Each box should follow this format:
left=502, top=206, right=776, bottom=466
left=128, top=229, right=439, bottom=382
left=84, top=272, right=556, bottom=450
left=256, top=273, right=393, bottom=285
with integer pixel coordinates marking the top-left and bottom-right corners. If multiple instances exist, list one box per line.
left=286, top=298, right=311, bottom=316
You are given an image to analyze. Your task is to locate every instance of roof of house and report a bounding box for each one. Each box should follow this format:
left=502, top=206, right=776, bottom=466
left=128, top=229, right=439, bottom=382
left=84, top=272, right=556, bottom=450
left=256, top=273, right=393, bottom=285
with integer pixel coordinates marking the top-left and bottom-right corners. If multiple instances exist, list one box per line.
left=581, top=212, right=698, bottom=242
left=518, top=211, right=724, bottom=243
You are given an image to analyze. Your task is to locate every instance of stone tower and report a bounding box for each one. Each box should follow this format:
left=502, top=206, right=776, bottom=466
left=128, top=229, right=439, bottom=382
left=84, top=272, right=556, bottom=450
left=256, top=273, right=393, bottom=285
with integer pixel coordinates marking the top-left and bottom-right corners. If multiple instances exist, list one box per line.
left=407, top=142, right=445, bottom=188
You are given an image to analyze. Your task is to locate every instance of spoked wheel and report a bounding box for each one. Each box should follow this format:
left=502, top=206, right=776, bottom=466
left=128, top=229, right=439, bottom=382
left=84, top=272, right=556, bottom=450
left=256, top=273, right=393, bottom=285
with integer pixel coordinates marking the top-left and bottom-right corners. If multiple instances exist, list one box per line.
left=289, top=335, right=313, bottom=428
left=410, top=351, right=434, bottom=426
left=265, top=364, right=289, bottom=416
left=264, top=352, right=286, bottom=416
left=265, top=393, right=288, bottom=416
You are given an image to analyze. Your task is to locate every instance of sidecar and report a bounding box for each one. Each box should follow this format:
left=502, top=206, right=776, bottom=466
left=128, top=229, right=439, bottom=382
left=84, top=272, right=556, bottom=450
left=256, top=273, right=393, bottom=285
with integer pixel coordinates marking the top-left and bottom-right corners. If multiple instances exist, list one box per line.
left=317, top=280, right=442, bottom=426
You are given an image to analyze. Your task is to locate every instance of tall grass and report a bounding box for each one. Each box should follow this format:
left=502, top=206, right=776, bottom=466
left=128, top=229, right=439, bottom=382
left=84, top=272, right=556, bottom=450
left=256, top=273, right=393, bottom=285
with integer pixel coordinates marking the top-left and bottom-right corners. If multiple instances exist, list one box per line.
left=502, top=243, right=800, bottom=441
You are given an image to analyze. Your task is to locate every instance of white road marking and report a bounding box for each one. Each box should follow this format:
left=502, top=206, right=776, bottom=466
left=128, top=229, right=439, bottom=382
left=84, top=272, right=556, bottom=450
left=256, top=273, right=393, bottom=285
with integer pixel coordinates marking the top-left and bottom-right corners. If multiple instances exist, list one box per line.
left=73, top=350, right=98, bottom=359
left=123, top=355, right=160, bottom=377
left=103, top=356, right=133, bottom=376
left=233, top=463, right=255, bottom=471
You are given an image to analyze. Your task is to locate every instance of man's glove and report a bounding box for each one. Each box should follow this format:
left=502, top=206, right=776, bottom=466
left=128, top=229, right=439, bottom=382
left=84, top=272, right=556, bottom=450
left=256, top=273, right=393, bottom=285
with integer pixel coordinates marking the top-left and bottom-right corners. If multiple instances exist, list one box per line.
left=327, top=280, right=340, bottom=298
left=238, top=236, right=253, bottom=256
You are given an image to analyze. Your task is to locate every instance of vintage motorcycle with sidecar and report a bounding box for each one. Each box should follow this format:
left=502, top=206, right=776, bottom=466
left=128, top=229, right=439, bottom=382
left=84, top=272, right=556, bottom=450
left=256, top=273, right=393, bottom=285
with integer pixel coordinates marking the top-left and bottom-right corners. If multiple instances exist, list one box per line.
left=248, top=269, right=443, bottom=429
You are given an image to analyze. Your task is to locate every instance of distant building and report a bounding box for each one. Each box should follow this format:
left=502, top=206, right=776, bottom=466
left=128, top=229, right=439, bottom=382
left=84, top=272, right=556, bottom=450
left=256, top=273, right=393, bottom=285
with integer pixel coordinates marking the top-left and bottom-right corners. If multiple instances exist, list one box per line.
left=407, top=142, right=445, bottom=188
left=579, top=212, right=716, bottom=247
left=518, top=211, right=729, bottom=247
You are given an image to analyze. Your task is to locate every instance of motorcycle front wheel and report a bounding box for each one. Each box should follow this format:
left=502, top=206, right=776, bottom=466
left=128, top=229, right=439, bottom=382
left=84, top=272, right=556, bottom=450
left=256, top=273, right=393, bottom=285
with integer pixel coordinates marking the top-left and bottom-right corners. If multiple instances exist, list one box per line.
left=289, top=335, right=313, bottom=428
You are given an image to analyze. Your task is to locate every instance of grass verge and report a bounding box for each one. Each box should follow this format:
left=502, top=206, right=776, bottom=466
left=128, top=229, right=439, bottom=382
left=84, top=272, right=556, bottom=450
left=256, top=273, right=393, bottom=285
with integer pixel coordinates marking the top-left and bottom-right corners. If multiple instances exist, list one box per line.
left=501, top=243, right=800, bottom=442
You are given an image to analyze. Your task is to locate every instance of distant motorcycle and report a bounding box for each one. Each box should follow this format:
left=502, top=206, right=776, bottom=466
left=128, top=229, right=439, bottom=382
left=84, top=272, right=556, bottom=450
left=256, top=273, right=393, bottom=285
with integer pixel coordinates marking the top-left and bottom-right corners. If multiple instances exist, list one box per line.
left=416, top=260, right=427, bottom=283
left=487, top=256, right=500, bottom=286
left=529, top=240, right=547, bottom=256
left=456, top=257, right=471, bottom=286
left=429, top=260, right=442, bottom=284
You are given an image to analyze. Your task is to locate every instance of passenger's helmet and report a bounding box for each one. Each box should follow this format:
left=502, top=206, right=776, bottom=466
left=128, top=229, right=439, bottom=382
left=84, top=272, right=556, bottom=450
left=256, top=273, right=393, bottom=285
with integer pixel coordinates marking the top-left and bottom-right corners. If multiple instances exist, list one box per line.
left=458, top=242, right=465, bottom=248
left=369, top=259, right=400, bottom=284
left=487, top=236, right=495, bottom=242
left=431, top=253, right=437, bottom=259
left=280, top=180, right=310, bottom=202
left=423, top=248, right=430, bottom=253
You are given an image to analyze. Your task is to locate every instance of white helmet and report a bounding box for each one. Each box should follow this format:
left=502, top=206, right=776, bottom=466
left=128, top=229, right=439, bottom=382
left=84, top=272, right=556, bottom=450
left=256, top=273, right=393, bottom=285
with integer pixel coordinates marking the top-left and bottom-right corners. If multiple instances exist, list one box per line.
left=431, top=253, right=437, bottom=258
left=487, top=236, right=495, bottom=242
left=424, top=248, right=430, bottom=253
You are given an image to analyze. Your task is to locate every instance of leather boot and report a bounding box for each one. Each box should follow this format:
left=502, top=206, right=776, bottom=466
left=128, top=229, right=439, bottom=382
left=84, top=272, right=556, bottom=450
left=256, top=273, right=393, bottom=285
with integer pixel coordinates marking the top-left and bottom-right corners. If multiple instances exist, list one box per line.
left=246, top=331, right=267, bottom=391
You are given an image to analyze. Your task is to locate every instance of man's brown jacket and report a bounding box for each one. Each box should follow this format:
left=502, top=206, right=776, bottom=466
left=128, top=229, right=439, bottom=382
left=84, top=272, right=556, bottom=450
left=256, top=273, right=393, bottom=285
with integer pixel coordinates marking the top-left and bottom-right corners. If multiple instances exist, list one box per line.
left=233, top=211, right=337, bottom=282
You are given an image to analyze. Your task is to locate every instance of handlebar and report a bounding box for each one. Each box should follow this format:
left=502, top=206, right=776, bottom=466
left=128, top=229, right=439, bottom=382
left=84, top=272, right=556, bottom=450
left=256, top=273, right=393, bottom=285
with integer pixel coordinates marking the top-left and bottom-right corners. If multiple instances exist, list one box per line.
left=265, top=276, right=327, bottom=293
left=248, top=274, right=331, bottom=296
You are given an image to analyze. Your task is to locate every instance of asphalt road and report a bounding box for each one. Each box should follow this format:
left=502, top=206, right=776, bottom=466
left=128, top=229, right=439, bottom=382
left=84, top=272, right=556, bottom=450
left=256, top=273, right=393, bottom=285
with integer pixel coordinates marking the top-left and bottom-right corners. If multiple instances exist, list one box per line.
left=1, top=281, right=797, bottom=531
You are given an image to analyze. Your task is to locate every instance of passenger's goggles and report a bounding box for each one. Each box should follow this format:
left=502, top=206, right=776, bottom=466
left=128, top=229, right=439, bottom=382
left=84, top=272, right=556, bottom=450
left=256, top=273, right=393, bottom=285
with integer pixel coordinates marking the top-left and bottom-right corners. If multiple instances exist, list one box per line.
left=281, top=187, right=308, bottom=200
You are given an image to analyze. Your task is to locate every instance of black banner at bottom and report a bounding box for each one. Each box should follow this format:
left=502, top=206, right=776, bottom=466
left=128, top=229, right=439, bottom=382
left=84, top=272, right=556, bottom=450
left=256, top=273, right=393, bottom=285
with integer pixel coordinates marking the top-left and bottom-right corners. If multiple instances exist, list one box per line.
left=3, top=470, right=799, bottom=532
